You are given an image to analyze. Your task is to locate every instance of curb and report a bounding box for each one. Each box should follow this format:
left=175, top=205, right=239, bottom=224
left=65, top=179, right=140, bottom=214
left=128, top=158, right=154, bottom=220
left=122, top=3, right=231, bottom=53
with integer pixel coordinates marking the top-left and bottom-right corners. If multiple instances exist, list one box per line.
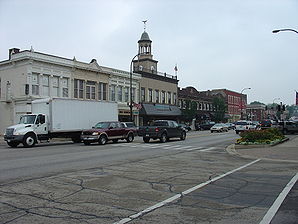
left=234, top=137, right=289, bottom=149
left=225, top=142, right=298, bottom=163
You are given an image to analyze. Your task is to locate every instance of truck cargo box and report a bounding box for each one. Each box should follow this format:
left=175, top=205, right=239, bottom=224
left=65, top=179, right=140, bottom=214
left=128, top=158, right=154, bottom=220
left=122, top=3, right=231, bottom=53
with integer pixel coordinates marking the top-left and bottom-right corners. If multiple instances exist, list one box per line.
left=32, top=98, right=118, bottom=132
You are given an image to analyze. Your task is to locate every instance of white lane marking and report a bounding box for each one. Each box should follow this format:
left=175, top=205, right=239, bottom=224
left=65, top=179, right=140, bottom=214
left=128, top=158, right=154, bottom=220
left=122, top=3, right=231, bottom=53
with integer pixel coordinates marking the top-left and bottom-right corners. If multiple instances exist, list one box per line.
left=113, top=159, right=261, bottom=224
left=200, top=147, right=217, bottom=152
left=259, top=172, right=298, bottom=224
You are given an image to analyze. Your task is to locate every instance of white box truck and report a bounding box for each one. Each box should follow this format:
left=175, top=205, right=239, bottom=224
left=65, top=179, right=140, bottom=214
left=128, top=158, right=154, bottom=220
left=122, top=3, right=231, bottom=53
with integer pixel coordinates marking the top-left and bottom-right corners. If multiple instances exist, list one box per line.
left=4, top=98, right=118, bottom=147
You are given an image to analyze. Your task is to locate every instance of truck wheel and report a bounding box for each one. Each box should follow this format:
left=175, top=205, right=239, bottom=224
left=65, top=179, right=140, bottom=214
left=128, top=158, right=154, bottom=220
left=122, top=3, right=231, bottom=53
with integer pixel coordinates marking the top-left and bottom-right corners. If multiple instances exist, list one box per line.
left=126, top=133, right=134, bottom=143
left=235, top=131, right=239, bottom=134
left=7, top=142, right=19, bottom=148
left=143, top=137, right=150, bottom=143
left=99, top=135, right=107, bottom=145
left=180, top=131, right=186, bottom=140
left=83, top=141, right=91, bottom=145
left=23, top=133, right=36, bottom=148
left=160, top=133, right=167, bottom=143
left=72, top=137, right=82, bottom=143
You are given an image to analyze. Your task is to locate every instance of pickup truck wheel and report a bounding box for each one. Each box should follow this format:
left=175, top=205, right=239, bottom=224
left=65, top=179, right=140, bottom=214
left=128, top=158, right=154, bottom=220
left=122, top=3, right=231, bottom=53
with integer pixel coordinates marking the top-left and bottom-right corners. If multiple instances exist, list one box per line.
left=126, top=133, right=134, bottom=143
left=143, top=137, right=150, bottom=143
left=83, top=141, right=91, bottom=145
left=23, top=134, right=36, bottom=148
left=99, top=135, right=107, bottom=145
left=180, top=131, right=186, bottom=140
left=7, top=142, right=19, bottom=148
left=160, top=133, right=167, bottom=143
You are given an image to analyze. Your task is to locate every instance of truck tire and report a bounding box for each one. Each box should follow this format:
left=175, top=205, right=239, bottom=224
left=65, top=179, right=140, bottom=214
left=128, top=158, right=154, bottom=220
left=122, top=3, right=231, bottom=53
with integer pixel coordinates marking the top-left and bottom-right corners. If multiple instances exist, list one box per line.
left=23, top=133, right=36, bottom=148
left=7, top=142, right=19, bottom=148
left=72, top=137, right=82, bottom=143
left=83, top=141, right=91, bottom=145
left=180, top=131, right=186, bottom=140
left=99, top=135, right=107, bottom=145
left=160, top=133, right=167, bottom=143
left=143, top=137, right=150, bottom=143
left=126, top=133, right=134, bottom=143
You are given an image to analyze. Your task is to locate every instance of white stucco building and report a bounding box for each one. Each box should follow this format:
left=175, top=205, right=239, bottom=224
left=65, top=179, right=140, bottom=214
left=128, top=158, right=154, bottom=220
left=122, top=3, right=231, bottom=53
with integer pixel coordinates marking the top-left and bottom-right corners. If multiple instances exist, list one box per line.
left=0, top=48, right=141, bottom=134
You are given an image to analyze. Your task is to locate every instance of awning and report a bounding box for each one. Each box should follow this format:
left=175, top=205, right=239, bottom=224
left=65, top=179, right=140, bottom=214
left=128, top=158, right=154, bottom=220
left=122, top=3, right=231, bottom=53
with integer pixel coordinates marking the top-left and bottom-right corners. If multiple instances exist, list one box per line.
left=139, top=103, right=181, bottom=116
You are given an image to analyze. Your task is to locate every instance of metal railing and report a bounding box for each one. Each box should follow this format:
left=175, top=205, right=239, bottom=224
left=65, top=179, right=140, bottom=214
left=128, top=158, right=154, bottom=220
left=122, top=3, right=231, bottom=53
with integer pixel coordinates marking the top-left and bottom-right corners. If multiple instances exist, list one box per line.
left=133, top=66, right=177, bottom=80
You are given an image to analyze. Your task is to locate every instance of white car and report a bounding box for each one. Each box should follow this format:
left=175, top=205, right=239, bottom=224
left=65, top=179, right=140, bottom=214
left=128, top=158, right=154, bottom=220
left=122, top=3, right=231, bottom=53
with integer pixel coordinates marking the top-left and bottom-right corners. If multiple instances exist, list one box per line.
left=210, top=123, right=229, bottom=133
left=235, top=120, right=256, bottom=134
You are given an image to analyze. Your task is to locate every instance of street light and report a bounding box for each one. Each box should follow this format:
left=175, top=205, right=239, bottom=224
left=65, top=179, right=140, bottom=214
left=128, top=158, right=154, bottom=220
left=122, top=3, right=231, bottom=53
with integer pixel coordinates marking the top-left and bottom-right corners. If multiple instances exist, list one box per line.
left=240, top=87, right=251, bottom=120
left=272, top=28, right=298, bottom=34
left=129, top=53, right=141, bottom=122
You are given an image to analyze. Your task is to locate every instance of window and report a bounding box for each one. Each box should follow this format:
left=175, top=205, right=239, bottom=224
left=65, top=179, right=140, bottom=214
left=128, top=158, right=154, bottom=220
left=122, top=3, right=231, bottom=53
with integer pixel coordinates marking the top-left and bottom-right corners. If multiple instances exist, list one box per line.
left=62, top=78, right=69, bottom=97
left=173, top=93, right=177, bottom=105
left=168, top=92, right=171, bottom=104
left=42, top=75, right=49, bottom=96
left=132, top=88, right=136, bottom=102
left=148, top=89, right=153, bottom=102
left=31, top=73, right=39, bottom=95
left=74, top=79, right=84, bottom=99
left=109, top=85, right=116, bottom=101
left=98, top=82, right=107, bottom=100
left=155, top=90, right=159, bottom=103
left=86, top=81, right=96, bottom=100
left=52, top=76, right=59, bottom=97
left=118, top=86, right=123, bottom=102
left=162, top=91, right=165, bottom=104
left=124, top=87, right=129, bottom=102
left=141, top=88, right=145, bottom=102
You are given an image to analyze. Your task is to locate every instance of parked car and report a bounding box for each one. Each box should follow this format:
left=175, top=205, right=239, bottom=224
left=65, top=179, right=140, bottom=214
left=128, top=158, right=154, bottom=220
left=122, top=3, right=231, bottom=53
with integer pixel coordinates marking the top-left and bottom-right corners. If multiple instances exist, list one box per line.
left=179, top=123, right=191, bottom=132
left=278, top=121, right=298, bottom=134
left=196, top=121, right=215, bottom=130
left=210, top=123, right=229, bottom=133
left=138, top=120, right=186, bottom=143
left=235, top=120, right=256, bottom=134
left=225, top=123, right=235, bottom=130
left=260, top=119, right=277, bottom=130
left=81, top=121, right=135, bottom=145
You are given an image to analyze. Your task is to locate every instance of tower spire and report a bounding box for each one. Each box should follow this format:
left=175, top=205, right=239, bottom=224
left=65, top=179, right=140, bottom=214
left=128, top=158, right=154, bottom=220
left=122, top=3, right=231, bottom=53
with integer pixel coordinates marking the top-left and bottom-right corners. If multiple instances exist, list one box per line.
left=142, top=20, right=147, bottom=31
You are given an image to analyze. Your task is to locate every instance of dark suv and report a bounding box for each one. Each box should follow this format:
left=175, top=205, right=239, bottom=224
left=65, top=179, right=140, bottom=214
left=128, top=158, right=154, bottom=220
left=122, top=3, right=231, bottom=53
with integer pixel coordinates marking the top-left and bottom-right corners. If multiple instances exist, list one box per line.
left=260, top=119, right=277, bottom=129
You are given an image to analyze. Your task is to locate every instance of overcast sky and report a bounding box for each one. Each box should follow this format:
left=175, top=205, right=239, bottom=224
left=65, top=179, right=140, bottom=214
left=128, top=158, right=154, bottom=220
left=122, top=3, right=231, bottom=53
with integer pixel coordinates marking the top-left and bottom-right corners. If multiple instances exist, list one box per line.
left=1, top=0, right=297, bottom=105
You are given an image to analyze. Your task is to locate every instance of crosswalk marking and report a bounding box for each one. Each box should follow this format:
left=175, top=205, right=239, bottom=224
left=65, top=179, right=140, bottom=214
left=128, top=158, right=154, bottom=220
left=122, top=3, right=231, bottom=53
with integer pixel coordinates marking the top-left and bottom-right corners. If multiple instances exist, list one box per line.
left=110, top=142, right=221, bottom=152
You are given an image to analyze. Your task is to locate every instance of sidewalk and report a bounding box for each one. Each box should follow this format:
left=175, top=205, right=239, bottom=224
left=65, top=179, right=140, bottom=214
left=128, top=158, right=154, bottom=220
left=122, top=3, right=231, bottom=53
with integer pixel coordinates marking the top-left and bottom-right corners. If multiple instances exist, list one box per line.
left=227, top=136, right=298, bottom=163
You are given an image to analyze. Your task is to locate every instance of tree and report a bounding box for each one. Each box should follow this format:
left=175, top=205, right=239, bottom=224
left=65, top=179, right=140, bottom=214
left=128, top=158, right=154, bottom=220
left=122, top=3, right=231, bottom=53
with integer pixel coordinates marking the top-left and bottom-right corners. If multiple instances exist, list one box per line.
left=250, top=101, right=265, bottom=105
left=213, top=97, right=227, bottom=123
left=181, top=100, right=197, bottom=122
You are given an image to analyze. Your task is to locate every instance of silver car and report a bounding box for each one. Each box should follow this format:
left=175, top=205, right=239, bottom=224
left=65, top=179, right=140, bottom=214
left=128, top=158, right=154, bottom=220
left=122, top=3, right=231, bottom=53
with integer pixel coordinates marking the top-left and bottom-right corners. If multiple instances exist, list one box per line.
left=210, top=123, right=229, bottom=133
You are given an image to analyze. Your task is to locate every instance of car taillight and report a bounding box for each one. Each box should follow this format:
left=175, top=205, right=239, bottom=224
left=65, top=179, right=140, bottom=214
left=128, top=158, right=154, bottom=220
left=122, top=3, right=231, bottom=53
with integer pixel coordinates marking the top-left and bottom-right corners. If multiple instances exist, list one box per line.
left=155, top=127, right=159, bottom=132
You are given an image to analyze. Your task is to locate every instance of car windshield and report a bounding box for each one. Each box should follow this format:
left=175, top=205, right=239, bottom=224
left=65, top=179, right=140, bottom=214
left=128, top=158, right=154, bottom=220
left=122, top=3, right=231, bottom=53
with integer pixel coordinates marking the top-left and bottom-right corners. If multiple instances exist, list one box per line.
left=236, top=122, right=247, bottom=125
left=94, top=122, right=110, bottom=129
left=19, top=115, right=36, bottom=124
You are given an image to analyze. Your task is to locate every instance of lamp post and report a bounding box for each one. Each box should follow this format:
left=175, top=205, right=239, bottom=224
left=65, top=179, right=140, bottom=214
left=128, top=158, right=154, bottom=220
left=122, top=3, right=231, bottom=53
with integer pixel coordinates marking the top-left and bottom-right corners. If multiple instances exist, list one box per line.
left=129, top=53, right=140, bottom=122
left=240, top=87, right=251, bottom=120
left=272, top=28, right=298, bottom=34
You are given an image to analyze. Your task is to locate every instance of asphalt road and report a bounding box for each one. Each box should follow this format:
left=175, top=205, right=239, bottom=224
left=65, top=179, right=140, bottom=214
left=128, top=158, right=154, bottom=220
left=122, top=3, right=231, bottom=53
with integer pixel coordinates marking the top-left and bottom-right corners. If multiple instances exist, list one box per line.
left=0, top=130, right=297, bottom=224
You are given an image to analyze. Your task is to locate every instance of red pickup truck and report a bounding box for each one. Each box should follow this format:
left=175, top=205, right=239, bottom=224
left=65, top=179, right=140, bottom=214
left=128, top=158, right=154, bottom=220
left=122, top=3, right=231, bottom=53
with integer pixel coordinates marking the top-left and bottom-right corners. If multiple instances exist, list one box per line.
left=81, top=121, right=135, bottom=145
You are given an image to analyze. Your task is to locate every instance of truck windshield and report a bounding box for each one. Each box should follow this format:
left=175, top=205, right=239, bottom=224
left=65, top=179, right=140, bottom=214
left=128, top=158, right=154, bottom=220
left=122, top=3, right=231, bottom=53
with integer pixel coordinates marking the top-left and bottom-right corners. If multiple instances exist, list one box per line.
left=94, top=122, right=110, bottom=129
left=19, top=115, right=36, bottom=124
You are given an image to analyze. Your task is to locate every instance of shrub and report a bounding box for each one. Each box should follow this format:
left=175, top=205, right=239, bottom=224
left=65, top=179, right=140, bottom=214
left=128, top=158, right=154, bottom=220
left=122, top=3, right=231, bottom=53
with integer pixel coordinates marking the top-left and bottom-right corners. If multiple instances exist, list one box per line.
left=238, top=128, right=284, bottom=144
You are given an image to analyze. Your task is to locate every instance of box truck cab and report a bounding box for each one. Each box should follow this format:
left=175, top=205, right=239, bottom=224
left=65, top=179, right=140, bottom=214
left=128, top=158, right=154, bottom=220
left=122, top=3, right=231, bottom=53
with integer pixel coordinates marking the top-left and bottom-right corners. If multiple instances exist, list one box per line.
left=4, top=98, right=118, bottom=147
left=5, top=113, right=48, bottom=147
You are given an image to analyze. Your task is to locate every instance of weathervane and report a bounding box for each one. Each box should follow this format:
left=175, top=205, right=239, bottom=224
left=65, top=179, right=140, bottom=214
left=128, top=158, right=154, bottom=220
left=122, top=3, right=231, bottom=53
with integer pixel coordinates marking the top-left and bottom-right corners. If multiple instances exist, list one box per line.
left=142, top=20, right=147, bottom=31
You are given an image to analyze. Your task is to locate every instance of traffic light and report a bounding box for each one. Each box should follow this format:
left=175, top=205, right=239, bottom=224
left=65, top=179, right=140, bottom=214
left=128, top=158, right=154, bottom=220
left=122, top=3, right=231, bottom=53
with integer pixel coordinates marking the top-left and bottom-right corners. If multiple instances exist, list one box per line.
left=282, top=105, right=286, bottom=111
left=277, top=105, right=281, bottom=111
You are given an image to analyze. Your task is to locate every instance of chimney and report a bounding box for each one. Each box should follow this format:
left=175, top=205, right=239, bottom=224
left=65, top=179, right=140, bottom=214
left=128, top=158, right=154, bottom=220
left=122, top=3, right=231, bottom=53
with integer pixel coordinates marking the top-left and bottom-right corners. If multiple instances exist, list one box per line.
left=9, top=48, right=20, bottom=60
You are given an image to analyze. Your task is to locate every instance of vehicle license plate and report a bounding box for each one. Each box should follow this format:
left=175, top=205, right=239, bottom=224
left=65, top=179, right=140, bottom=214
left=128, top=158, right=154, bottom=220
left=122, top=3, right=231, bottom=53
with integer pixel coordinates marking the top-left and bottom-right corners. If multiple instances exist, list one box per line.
left=146, top=134, right=149, bottom=137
